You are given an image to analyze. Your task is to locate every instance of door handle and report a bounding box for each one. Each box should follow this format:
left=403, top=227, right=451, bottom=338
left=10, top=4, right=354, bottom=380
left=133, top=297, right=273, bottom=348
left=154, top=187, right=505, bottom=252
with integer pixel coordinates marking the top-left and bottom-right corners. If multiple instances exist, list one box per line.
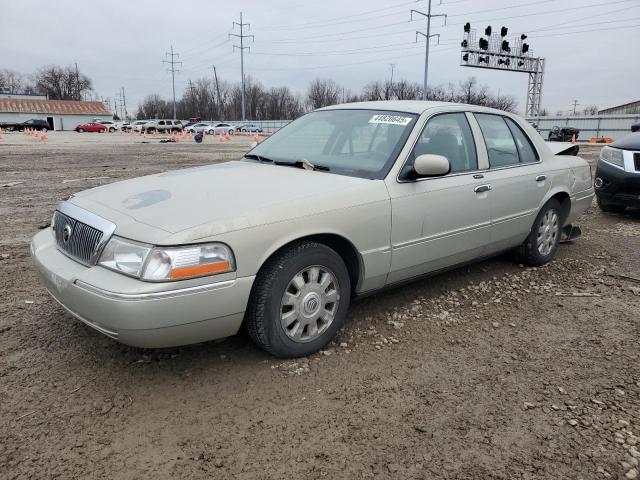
left=474, top=184, right=492, bottom=193
left=535, top=174, right=547, bottom=182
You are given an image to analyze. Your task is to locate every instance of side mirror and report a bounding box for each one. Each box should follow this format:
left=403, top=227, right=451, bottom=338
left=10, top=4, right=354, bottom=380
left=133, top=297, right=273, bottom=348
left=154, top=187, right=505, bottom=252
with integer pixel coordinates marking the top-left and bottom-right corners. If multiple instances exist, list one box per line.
left=413, top=154, right=451, bottom=177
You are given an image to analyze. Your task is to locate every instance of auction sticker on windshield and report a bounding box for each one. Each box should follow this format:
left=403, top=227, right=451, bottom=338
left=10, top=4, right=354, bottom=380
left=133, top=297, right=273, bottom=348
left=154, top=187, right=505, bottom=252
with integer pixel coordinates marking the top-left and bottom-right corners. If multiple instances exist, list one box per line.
left=368, top=114, right=412, bottom=126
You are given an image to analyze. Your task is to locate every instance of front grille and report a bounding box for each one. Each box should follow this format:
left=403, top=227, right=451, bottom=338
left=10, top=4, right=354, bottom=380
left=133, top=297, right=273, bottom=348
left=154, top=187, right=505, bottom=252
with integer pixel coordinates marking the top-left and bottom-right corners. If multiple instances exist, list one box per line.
left=53, top=210, right=104, bottom=265
left=634, top=153, right=640, bottom=172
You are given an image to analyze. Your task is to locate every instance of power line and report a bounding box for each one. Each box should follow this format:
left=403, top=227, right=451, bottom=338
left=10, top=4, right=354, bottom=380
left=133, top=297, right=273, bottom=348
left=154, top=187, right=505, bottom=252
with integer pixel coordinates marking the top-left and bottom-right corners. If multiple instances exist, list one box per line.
left=255, top=0, right=415, bottom=30
left=229, top=12, right=254, bottom=121
left=162, top=45, right=182, bottom=120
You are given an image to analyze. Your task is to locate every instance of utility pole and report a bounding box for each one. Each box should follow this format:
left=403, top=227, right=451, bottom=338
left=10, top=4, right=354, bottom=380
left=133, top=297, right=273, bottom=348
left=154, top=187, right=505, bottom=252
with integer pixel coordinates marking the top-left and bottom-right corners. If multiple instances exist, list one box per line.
left=75, top=62, right=80, bottom=100
left=389, top=63, right=396, bottom=84
left=572, top=99, right=579, bottom=116
left=120, top=86, right=127, bottom=120
left=412, top=1, right=446, bottom=100
left=229, top=12, right=254, bottom=122
left=163, top=45, right=182, bottom=120
left=212, top=66, right=222, bottom=118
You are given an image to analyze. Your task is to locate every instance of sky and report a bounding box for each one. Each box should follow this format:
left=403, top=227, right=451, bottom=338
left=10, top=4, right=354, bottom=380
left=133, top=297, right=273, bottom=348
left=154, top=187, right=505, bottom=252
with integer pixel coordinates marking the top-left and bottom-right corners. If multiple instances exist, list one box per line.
left=2, top=0, right=639, bottom=116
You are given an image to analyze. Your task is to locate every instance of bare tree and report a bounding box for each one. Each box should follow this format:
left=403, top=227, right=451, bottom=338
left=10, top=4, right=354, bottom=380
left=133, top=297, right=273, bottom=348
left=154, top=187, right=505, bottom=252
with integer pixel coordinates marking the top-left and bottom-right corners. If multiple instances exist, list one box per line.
left=306, top=78, right=341, bottom=110
left=136, top=94, right=171, bottom=119
left=32, top=65, right=93, bottom=100
left=0, top=69, right=26, bottom=93
left=582, top=105, right=599, bottom=115
left=393, top=79, right=421, bottom=100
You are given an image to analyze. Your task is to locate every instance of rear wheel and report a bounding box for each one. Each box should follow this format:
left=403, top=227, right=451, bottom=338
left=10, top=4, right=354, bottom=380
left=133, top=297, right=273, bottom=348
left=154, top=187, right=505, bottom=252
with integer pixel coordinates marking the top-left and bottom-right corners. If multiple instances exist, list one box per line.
left=517, top=199, right=562, bottom=267
left=77, top=128, right=84, bottom=133
left=109, top=127, right=116, bottom=132
left=597, top=197, right=625, bottom=213
left=245, top=241, right=351, bottom=358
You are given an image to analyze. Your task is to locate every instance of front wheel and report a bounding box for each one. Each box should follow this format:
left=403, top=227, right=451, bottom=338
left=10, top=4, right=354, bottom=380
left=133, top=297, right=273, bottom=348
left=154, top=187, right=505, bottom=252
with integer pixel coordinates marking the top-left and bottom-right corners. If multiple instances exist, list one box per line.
left=109, top=127, right=116, bottom=132
left=517, top=199, right=562, bottom=267
left=77, top=128, right=84, bottom=133
left=245, top=241, right=351, bottom=358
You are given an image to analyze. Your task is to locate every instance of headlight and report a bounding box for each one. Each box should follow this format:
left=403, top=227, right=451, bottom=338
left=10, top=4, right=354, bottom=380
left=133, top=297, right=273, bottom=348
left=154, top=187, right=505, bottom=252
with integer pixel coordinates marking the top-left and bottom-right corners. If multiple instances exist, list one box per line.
left=99, top=237, right=151, bottom=278
left=98, top=237, right=235, bottom=281
left=141, top=243, right=235, bottom=281
left=600, top=146, right=624, bottom=169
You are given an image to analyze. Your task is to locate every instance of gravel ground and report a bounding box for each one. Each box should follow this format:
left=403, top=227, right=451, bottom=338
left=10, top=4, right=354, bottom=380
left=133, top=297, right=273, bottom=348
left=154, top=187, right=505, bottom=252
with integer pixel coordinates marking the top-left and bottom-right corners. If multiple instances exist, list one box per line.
left=1, top=132, right=639, bottom=480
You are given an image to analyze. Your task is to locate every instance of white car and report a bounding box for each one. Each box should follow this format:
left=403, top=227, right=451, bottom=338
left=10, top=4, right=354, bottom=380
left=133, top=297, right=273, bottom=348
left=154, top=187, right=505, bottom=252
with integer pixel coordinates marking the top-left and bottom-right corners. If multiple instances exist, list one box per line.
left=185, top=122, right=212, bottom=134
left=31, top=101, right=594, bottom=357
left=207, top=123, right=237, bottom=135
left=98, top=120, right=120, bottom=132
left=127, top=120, right=149, bottom=132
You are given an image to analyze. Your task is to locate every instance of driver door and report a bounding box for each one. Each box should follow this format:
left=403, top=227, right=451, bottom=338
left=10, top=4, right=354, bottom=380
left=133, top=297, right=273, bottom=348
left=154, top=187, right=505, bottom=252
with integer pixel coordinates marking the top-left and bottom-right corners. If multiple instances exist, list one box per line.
left=386, top=112, right=492, bottom=284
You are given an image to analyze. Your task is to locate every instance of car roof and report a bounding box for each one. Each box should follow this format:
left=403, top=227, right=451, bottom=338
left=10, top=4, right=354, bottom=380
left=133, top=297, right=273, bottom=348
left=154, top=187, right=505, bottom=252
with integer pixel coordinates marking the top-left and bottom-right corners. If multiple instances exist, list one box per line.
left=318, top=100, right=511, bottom=116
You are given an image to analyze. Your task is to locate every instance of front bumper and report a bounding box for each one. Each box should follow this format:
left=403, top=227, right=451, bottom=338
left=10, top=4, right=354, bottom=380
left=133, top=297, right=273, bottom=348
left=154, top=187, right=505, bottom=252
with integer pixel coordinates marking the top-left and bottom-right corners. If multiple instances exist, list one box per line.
left=595, top=159, right=640, bottom=207
left=31, top=228, right=255, bottom=348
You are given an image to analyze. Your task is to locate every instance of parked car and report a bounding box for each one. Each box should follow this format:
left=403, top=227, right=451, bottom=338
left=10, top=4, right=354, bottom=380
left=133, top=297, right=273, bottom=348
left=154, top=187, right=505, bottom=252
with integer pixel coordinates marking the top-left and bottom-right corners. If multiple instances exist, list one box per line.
left=143, top=119, right=183, bottom=134
left=75, top=122, right=108, bottom=133
left=184, top=122, right=212, bottom=134
left=0, top=118, right=50, bottom=131
left=631, top=121, right=640, bottom=133
left=594, top=132, right=640, bottom=212
left=31, top=101, right=593, bottom=357
left=98, top=120, right=119, bottom=132
left=207, top=123, right=237, bottom=135
left=548, top=126, right=580, bottom=142
left=240, top=124, right=263, bottom=133
left=123, top=120, right=149, bottom=132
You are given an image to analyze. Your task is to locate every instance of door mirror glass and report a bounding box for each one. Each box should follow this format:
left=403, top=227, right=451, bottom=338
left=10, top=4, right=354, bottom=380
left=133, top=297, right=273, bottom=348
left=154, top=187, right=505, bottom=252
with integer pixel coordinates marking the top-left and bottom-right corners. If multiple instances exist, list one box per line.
left=414, top=154, right=451, bottom=177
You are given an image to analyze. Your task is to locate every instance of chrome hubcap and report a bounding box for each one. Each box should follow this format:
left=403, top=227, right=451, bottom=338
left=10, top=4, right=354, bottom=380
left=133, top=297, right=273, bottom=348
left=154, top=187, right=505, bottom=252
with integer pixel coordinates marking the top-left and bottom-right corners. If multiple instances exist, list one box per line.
left=537, top=209, right=559, bottom=256
left=280, top=266, right=340, bottom=343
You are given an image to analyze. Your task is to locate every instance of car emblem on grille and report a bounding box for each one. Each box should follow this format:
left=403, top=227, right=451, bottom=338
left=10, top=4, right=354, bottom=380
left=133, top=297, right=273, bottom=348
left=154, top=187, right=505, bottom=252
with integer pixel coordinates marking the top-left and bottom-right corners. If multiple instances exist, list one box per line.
left=62, top=224, right=73, bottom=244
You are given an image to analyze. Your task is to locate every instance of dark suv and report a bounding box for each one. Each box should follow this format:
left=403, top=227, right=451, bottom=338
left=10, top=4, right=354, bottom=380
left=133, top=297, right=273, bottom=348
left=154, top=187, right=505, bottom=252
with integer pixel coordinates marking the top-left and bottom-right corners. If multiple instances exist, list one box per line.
left=594, top=133, right=640, bottom=212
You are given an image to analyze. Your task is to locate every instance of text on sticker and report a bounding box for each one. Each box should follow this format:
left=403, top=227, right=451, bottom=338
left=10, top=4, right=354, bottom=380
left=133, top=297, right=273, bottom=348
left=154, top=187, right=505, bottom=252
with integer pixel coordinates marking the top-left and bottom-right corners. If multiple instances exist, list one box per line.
left=369, top=114, right=412, bottom=126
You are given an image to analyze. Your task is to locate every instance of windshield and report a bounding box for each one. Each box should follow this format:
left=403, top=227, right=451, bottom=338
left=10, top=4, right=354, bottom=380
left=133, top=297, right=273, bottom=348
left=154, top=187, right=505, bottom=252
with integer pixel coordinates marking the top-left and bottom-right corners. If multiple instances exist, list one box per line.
left=246, top=109, right=418, bottom=179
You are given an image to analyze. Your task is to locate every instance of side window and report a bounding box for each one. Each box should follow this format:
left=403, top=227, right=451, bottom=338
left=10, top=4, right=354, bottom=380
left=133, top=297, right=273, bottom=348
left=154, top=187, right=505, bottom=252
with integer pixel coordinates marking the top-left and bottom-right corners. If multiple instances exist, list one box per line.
left=158, top=121, right=165, bottom=126
left=504, top=117, right=539, bottom=163
left=410, top=112, right=478, bottom=173
left=475, top=113, right=519, bottom=168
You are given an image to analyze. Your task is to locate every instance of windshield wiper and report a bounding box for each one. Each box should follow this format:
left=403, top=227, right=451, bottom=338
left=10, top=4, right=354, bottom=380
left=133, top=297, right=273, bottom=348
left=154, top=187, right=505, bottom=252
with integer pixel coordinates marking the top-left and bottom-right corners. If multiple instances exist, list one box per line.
left=274, top=159, right=330, bottom=172
left=244, top=154, right=274, bottom=163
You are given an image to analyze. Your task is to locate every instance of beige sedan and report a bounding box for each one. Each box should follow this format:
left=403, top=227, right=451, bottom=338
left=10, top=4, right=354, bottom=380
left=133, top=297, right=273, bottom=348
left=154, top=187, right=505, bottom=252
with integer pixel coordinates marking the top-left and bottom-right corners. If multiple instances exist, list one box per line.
left=31, top=101, right=594, bottom=357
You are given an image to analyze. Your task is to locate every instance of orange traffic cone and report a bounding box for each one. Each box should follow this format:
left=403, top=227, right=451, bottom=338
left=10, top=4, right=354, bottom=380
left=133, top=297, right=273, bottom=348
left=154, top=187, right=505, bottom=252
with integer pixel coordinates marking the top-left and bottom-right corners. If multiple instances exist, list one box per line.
left=0, top=128, right=4, bottom=140
left=219, top=133, right=225, bottom=144
left=571, top=134, right=576, bottom=144
left=33, top=130, right=38, bottom=138
left=253, top=132, right=259, bottom=143
left=40, top=129, right=47, bottom=142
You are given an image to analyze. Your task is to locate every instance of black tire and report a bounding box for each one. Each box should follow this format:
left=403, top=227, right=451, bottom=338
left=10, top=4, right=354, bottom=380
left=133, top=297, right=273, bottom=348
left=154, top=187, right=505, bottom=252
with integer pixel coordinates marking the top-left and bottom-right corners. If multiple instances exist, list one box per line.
left=517, top=199, right=563, bottom=267
left=245, top=241, right=351, bottom=358
left=597, top=197, right=625, bottom=213
left=109, top=127, right=116, bottom=132
left=77, top=128, right=84, bottom=133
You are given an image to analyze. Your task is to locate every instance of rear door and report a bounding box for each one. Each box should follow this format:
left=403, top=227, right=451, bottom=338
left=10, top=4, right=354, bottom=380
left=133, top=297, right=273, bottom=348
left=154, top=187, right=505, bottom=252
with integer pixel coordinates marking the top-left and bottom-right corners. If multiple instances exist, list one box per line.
left=471, top=113, right=550, bottom=253
left=386, top=112, right=492, bottom=284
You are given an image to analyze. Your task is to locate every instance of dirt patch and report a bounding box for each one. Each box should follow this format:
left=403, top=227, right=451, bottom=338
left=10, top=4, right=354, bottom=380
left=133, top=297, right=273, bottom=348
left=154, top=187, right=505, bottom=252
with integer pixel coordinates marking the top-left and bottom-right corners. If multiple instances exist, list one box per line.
left=1, top=135, right=639, bottom=479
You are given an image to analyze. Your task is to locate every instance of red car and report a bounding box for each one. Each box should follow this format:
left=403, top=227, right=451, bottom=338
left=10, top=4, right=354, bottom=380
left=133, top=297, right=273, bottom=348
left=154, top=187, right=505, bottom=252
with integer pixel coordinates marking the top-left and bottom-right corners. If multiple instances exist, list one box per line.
left=75, top=122, right=108, bottom=133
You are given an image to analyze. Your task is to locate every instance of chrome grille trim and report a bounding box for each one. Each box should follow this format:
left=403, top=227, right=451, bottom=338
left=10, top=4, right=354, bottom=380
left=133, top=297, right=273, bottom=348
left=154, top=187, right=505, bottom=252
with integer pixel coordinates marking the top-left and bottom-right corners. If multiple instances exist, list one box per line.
left=53, top=202, right=116, bottom=266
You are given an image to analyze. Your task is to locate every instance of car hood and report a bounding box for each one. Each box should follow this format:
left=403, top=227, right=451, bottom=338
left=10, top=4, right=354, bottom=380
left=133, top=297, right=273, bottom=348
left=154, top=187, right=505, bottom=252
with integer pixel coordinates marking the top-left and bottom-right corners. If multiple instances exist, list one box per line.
left=69, top=160, right=384, bottom=244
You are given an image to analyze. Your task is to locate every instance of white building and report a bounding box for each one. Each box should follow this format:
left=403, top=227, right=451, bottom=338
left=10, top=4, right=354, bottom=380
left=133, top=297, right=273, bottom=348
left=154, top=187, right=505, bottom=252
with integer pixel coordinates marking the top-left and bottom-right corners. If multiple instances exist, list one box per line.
left=0, top=97, right=111, bottom=130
